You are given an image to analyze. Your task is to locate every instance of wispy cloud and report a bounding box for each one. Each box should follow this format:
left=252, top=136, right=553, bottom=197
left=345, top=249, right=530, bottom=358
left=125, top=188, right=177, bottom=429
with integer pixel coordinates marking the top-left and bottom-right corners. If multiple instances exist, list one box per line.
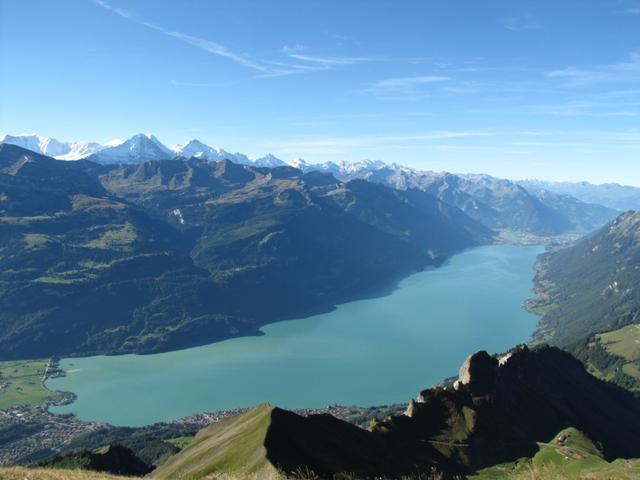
left=528, top=99, right=640, bottom=117
left=373, top=76, right=451, bottom=89
left=546, top=51, right=640, bottom=86
left=94, top=0, right=273, bottom=73
left=282, top=46, right=375, bottom=66
left=503, top=13, right=541, bottom=31
left=93, top=0, right=368, bottom=79
left=362, top=75, right=451, bottom=99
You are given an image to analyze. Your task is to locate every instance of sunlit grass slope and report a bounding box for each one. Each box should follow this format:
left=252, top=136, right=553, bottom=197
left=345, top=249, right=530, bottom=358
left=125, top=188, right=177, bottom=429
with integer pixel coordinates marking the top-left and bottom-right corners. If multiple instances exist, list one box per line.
left=150, top=403, right=277, bottom=480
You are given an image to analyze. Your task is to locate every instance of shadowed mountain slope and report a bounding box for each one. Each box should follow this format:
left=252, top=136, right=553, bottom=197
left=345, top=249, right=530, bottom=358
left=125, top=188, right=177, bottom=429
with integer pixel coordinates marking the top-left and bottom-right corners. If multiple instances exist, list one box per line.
left=0, top=145, right=489, bottom=359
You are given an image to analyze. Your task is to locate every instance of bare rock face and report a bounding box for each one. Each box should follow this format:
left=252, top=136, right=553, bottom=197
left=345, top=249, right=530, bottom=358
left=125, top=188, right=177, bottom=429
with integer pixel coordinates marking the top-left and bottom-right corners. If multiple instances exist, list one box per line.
left=404, top=399, right=417, bottom=417
left=458, top=350, right=498, bottom=396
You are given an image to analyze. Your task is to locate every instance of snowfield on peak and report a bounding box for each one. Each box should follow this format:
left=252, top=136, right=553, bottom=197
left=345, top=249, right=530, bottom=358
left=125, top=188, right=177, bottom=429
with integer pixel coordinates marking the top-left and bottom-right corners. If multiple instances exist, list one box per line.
left=89, top=133, right=174, bottom=164
left=0, top=133, right=103, bottom=160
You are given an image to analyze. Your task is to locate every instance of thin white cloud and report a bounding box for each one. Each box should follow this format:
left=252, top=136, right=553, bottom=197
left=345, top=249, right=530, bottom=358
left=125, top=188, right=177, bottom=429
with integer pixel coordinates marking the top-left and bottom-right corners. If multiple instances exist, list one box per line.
left=373, top=76, right=451, bottom=89
left=362, top=75, right=451, bottom=99
left=165, top=32, right=270, bottom=73
left=93, top=0, right=363, bottom=79
left=286, top=52, right=373, bottom=65
left=546, top=51, right=640, bottom=86
left=94, top=0, right=272, bottom=73
left=282, top=46, right=375, bottom=65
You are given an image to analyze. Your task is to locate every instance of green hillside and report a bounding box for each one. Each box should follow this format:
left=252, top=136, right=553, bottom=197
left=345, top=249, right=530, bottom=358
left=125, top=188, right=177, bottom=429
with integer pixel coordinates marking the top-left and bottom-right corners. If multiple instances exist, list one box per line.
left=150, top=404, right=277, bottom=479
left=529, top=211, right=640, bottom=348
left=527, top=211, right=640, bottom=390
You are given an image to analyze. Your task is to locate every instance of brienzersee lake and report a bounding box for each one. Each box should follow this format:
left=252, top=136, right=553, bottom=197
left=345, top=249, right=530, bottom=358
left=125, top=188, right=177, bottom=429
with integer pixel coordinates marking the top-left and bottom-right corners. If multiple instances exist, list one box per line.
left=47, top=244, right=544, bottom=427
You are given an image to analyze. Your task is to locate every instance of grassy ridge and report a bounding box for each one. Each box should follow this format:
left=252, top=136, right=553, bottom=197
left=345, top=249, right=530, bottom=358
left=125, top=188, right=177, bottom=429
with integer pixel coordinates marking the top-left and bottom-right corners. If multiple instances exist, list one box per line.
left=150, top=404, right=276, bottom=479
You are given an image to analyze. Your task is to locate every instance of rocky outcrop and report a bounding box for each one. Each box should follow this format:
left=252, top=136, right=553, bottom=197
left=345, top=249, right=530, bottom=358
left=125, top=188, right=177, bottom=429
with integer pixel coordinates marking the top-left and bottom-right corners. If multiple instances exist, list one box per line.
left=456, top=350, right=499, bottom=396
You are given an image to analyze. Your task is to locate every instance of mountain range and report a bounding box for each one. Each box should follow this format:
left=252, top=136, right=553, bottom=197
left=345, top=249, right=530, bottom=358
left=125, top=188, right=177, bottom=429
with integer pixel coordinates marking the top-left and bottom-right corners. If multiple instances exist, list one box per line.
left=320, top=166, right=617, bottom=236
left=0, top=133, right=621, bottom=236
left=0, top=134, right=104, bottom=161
left=0, top=133, right=289, bottom=168
left=519, top=179, right=640, bottom=211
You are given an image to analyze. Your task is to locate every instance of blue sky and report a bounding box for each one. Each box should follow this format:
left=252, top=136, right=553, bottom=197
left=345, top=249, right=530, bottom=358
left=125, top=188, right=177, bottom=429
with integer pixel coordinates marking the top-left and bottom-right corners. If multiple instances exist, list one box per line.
left=1, top=0, right=639, bottom=185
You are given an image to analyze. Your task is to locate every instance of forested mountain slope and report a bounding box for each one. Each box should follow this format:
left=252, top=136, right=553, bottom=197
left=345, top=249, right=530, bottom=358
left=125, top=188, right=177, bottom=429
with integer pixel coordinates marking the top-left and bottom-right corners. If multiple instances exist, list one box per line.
left=0, top=145, right=490, bottom=359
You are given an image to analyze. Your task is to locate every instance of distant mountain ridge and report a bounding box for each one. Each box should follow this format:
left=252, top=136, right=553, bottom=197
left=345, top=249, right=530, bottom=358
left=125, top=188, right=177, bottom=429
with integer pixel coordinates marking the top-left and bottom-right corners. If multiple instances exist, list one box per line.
left=518, top=179, right=640, bottom=211
left=1, top=132, right=619, bottom=236
left=316, top=164, right=617, bottom=236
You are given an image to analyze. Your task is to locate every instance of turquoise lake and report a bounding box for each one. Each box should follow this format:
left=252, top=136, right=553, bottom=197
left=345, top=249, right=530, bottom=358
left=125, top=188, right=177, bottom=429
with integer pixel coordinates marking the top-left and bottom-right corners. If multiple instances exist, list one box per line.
left=47, top=244, right=544, bottom=426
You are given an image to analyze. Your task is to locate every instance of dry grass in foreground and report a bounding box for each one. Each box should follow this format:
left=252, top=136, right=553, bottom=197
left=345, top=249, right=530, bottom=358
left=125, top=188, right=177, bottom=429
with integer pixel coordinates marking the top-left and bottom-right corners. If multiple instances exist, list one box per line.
left=2, top=462, right=639, bottom=480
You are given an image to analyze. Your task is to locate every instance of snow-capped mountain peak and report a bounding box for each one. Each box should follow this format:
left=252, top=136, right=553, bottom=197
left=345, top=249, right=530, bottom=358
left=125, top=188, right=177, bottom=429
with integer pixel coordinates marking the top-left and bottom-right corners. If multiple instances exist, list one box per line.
left=90, top=133, right=173, bottom=164
left=290, top=158, right=308, bottom=168
left=171, top=139, right=231, bottom=161
left=254, top=153, right=288, bottom=168
left=340, top=159, right=387, bottom=174
left=0, top=133, right=104, bottom=160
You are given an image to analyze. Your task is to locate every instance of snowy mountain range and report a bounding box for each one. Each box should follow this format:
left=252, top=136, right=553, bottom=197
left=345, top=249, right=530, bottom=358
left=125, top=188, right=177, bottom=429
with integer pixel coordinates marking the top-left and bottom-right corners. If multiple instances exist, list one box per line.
left=1, top=130, right=629, bottom=239
left=2, top=133, right=638, bottom=215
left=0, top=133, right=292, bottom=168
left=0, top=132, right=400, bottom=176
left=0, top=134, right=103, bottom=160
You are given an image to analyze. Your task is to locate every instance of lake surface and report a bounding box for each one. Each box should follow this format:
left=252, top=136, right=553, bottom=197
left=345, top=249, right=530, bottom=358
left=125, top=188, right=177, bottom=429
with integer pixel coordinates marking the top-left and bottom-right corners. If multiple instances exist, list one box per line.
left=48, top=244, right=544, bottom=426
